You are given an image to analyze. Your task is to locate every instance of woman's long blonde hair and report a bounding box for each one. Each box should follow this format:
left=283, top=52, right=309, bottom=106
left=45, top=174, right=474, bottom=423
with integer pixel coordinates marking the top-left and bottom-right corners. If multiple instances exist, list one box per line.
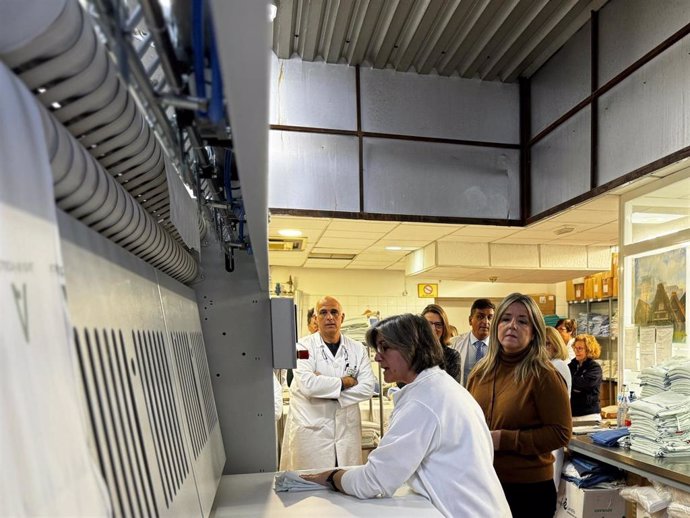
left=471, top=293, right=554, bottom=384
left=545, top=326, right=569, bottom=361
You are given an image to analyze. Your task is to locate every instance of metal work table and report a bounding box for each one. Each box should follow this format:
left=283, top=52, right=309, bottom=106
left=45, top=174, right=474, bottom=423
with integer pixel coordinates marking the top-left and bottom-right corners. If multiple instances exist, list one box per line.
left=210, top=472, right=443, bottom=517
left=569, top=435, right=690, bottom=492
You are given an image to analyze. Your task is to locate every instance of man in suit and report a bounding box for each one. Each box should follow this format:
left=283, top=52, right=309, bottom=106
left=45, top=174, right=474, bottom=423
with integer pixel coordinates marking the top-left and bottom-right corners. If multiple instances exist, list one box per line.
left=451, top=299, right=496, bottom=386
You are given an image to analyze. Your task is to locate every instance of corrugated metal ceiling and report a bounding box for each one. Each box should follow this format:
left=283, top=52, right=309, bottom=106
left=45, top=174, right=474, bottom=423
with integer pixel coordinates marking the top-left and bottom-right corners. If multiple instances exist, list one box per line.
left=272, top=0, right=607, bottom=82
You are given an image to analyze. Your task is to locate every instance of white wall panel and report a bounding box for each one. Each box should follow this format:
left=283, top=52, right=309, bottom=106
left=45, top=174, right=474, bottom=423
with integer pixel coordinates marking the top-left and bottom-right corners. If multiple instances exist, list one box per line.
left=360, top=68, right=519, bottom=143
left=490, top=244, right=539, bottom=267
left=598, top=0, right=690, bottom=86
left=268, top=130, right=359, bottom=211
left=269, top=55, right=357, bottom=129
left=531, top=22, right=590, bottom=137
left=531, top=107, right=591, bottom=217
left=363, top=138, right=520, bottom=219
left=598, top=35, right=690, bottom=185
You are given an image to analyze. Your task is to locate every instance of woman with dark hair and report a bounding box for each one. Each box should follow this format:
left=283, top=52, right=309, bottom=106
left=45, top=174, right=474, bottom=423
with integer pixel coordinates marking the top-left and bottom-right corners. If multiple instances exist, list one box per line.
left=468, top=293, right=571, bottom=518
left=302, top=313, right=510, bottom=518
left=421, top=303, right=461, bottom=381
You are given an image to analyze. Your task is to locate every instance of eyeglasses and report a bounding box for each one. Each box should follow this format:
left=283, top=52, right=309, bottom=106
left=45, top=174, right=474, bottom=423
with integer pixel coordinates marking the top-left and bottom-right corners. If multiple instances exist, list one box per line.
left=428, top=322, right=444, bottom=330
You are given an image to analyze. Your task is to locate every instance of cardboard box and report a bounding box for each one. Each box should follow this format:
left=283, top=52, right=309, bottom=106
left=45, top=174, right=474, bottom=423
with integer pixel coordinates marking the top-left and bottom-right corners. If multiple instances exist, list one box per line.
left=556, top=480, right=625, bottom=518
left=591, top=273, right=604, bottom=299
left=613, top=276, right=619, bottom=297
left=602, top=274, right=614, bottom=298
left=611, top=252, right=619, bottom=277
left=584, top=276, right=595, bottom=299
left=567, top=280, right=576, bottom=302
left=529, top=293, right=556, bottom=315
left=574, top=283, right=585, bottom=301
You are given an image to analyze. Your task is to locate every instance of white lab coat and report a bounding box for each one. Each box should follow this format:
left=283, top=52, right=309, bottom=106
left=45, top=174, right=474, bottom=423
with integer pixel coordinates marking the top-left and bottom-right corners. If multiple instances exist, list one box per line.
left=341, top=367, right=511, bottom=518
left=279, top=333, right=375, bottom=470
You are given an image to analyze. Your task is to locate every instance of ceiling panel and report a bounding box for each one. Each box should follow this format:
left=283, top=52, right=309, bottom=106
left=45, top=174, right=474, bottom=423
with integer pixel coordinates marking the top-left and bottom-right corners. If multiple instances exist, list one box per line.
left=272, top=0, right=607, bottom=81
left=448, top=225, right=519, bottom=238
left=316, top=237, right=380, bottom=250
left=303, top=258, right=352, bottom=268
left=327, top=219, right=400, bottom=232
left=383, top=224, right=457, bottom=241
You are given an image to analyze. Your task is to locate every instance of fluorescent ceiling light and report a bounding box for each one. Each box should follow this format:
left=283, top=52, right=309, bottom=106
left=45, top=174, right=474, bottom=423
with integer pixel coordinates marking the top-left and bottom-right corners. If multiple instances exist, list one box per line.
left=278, top=228, right=302, bottom=237
left=385, top=245, right=418, bottom=251
left=631, top=212, right=685, bottom=224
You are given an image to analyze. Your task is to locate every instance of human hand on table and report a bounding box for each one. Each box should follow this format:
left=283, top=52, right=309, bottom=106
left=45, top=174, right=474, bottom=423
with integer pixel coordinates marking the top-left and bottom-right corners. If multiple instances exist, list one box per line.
left=300, top=471, right=330, bottom=487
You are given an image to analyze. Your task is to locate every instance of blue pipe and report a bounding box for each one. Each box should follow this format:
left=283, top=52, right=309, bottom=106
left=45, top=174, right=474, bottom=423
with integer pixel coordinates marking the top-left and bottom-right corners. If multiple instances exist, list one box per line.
left=223, top=148, right=233, bottom=204
left=192, top=0, right=206, bottom=117
left=208, top=20, right=224, bottom=124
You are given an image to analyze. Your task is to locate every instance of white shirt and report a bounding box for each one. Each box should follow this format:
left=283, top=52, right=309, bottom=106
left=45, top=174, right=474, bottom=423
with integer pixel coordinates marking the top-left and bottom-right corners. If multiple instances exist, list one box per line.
left=550, top=358, right=572, bottom=489
left=341, top=367, right=511, bottom=518
left=567, top=337, right=576, bottom=361
left=450, top=332, right=489, bottom=387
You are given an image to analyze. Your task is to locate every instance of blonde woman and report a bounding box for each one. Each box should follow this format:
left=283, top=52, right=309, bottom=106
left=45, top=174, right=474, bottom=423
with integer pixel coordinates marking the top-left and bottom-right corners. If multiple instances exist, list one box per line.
left=545, top=327, right=572, bottom=393
left=568, top=334, right=602, bottom=422
left=545, top=326, right=573, bottom=490
left=468, top=293, right=571, bottom=518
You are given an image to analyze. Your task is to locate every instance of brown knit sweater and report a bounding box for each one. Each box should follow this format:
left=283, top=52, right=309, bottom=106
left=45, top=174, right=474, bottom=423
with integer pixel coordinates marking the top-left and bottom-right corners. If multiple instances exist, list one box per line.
left=468, top=348, right=572, bottom=484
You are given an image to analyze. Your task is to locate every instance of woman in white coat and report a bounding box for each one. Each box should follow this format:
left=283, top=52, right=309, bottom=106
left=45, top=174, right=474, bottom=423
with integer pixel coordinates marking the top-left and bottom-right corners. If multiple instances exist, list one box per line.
left=302, top=313, right=510, bottom=518
left=280, top=296, right=376, bottom=471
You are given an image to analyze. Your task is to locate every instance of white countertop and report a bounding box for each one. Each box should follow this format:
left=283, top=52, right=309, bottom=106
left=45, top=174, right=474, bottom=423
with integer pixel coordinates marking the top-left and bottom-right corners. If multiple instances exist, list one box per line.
left=211, top=472, right=443, bottom=517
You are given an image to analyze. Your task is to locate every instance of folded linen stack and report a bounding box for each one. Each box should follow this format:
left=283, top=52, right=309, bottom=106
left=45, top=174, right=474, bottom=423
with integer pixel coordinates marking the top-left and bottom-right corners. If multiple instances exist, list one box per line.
left=562, top=455, right=624, bottom=488
left=667, top=360, right=690, bottom=395
left=588, top=313, right=610, bottom=336
left=591, top=427, right=629, bottom=447
left=274, top=471, right=329, bottom=492
left=639, top=365, right=672, bottom=397
left=628, top=391, right=690, bottom=458
left=361, top=420, right=381, bottom=448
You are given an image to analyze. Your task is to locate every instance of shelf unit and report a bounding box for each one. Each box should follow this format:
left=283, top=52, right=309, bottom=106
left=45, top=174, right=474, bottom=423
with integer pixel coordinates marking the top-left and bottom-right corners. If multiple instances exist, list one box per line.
left=568, top=297, right=618, bottom=406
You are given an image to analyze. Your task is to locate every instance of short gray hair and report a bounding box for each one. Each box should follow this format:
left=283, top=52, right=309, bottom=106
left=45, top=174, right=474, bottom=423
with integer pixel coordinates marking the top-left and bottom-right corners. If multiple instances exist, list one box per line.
left=366, top=313, right=444, bottom=373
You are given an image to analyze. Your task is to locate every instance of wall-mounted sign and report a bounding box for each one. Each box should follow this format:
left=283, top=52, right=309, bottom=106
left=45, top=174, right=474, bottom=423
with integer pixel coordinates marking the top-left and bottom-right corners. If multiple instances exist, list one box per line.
left=417, top=283, right=438, bottom=298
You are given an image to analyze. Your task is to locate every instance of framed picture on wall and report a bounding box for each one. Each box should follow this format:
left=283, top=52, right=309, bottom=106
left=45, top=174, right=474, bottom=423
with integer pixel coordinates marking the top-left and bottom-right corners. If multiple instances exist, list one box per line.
left=632, top=246, right=686, bottom=342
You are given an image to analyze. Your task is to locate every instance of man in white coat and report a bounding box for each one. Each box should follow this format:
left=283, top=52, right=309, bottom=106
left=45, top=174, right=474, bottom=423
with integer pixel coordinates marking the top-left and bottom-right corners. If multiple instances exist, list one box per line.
left=280, top=296, right=375, bottom=470
left=450, top=298, right=495, bottom=386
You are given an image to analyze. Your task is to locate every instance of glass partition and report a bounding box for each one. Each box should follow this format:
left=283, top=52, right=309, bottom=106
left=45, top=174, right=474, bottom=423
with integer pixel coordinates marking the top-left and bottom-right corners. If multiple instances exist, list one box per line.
left=620, top=167, right=690, bottom=396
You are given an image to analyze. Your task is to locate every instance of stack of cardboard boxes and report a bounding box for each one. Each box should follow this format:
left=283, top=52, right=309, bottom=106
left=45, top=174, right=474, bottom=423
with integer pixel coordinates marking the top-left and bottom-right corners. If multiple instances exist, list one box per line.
left=566, top=253, right=619, bottom=302
left=529, top=293, right=557, bottom=315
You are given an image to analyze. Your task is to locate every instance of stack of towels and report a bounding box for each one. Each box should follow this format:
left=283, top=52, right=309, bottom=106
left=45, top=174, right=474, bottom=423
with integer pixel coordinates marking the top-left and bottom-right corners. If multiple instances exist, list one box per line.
left=667, top=360, right=690, bottom=395
left=628, top=391, right=690, bottom=457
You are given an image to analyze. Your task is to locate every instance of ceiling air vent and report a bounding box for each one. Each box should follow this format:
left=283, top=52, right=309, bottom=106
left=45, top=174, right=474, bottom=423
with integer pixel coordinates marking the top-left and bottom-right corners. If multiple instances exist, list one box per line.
left=269, top=237, right=307, bottom=251
left=308, top=253, right=356, bottom=260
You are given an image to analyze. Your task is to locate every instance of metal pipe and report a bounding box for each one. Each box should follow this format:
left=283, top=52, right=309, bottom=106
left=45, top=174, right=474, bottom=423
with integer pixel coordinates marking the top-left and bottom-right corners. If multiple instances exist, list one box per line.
left=135, top=33, right=153, bottom=58
left=159, top=94, right=208, bottom=112
left=89, top=0, right=179, bottom=155
left=125, top=4, right=143, bottom=32
left=138, top=0, right=184, bottom=94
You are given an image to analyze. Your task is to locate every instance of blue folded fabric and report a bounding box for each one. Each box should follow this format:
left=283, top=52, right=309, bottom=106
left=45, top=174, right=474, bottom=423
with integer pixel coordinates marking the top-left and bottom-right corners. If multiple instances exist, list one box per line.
left=591, top=427, right=629, bottom=447
left=565, top=453, right=624, bottom=488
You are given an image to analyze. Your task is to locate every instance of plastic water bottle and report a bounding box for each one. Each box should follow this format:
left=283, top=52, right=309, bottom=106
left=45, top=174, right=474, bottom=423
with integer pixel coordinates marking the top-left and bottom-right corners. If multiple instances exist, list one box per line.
left=617, top=391, right=629, bottom=428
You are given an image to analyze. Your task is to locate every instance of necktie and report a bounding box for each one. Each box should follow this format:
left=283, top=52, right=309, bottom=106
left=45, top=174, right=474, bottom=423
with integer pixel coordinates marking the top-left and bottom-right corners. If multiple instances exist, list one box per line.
left=475, top=341, right=486, bottom=362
